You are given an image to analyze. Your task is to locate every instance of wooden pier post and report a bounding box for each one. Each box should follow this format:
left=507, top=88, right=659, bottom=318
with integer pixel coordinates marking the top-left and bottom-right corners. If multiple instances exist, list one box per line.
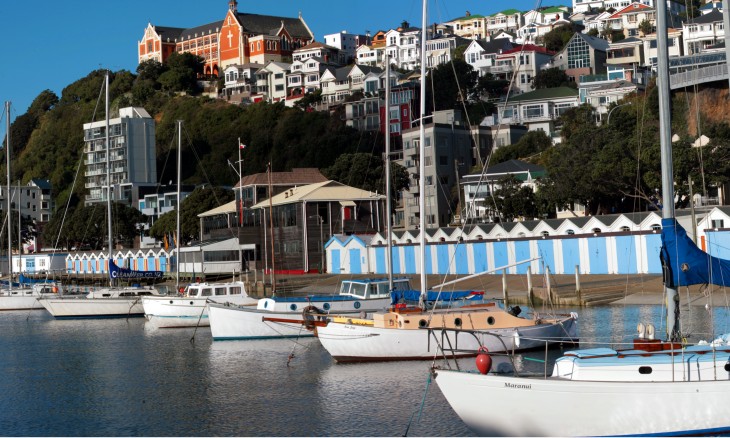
left=502, top=269, right=509, bottom=307
left=545, top=266, right=553, bottom=303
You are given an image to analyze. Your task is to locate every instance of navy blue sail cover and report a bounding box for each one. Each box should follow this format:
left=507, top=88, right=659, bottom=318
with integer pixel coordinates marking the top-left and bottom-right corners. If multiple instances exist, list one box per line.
left=108, top=260, right=163, bottom=280
left=661, top=217, right=730, bottom=288
left=390, top=289, right=480, bottom=304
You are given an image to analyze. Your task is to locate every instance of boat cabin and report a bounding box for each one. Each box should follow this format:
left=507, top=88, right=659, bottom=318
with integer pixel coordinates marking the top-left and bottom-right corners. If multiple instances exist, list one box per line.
left=338, top=277, right=412, bottom=299
left=185, top=282, right=246, bottom=298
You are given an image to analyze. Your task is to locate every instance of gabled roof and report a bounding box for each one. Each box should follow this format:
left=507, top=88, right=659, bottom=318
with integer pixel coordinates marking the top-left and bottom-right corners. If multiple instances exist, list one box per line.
left=570, top=33, right=610, bottom=51
left=236, top=168, right=327, bottom=188
left=297, top=41, right=339, bottom=52
left=689, top=9, right=723, bottom=24
left=236, top=13, right=312, bottom=39
left=179, top=21, right=224, bottom=40
left=500, top=44, right=554, bottom=55
left=491, top=9, right=522, bottom=17
left=198, top=200, right=236, bottom=218
left=609, top=3, right=652, bottom=19
left=30, top=179, right=51, bottom=190
left=505, top=86, right=578, bottom=102
left=250, top=180, right=384, bottom=208
left=154, top=26, right=185, bottom=40
left=473, top=39, right=514, bottom=54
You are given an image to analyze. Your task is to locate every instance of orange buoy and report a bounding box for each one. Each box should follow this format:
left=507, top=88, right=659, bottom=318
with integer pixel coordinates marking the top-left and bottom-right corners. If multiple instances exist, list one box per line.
left=476, top=346, right=492, bottom=375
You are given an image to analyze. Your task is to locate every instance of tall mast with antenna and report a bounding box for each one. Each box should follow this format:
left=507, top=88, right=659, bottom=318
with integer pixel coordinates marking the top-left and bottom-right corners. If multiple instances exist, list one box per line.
left=105, top=71, right=113, bottom=286
left=5, top=101, right=11, bottom=289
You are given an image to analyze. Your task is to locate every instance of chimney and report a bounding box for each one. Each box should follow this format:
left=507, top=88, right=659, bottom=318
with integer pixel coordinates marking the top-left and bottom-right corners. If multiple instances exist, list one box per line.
left=228, top=0, right=238, bottom=12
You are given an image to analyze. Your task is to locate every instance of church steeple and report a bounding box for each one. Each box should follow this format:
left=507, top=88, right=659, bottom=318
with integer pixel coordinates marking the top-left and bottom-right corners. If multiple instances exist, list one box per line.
left=228, top=0, right=238, bottom=12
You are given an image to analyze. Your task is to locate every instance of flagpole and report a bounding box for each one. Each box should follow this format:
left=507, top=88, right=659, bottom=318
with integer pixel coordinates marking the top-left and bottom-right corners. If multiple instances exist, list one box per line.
left=238, top=138, right=243, bottom=227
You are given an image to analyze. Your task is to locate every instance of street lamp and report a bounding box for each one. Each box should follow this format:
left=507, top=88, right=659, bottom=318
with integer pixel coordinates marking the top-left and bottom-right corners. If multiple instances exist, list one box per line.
left=606, top=101, right=633, bottom=125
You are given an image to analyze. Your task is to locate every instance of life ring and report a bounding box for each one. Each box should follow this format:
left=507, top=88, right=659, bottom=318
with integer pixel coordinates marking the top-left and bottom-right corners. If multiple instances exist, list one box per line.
left=178, top=287, right=185, bottom=295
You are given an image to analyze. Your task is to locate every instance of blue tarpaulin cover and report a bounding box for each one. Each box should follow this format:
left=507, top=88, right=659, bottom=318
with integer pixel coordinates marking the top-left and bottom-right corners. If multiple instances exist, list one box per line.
left=661, top=217, right=730, bottom=288
left=390, top=289, right=480, bottom=304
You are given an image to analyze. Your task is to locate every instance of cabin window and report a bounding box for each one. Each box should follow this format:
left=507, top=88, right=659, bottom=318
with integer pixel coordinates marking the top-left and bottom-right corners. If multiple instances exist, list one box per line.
left=201, top=288, right=212, bottom=297
left=338, top=282, right=351, bottom=295
left=215, top=287, right=227, bottom=296
left=229, top=287, right=241, bottom=295
left=487, top=316, right=495, bottom=325
left=350, top=283, right=367, bottom=298
left=639, top=366, right=653, bottom=374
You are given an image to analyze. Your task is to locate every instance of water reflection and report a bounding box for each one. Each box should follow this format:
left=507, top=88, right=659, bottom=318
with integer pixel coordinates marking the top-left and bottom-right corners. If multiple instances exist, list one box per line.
left=1, top=304, right=729, bottom=436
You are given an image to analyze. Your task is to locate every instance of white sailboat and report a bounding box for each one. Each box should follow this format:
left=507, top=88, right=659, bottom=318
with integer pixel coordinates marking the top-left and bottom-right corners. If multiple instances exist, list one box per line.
left=142, top=124, right=256, bottom=328
left=433, top=2, right=730, bottom=436
left=0, top=101, right=64, bottom=310
left=207, top=277, right=413, bottom=340
left=38, top=71, right=160, bottom=318
left=314, top=1, right=577, bottom=363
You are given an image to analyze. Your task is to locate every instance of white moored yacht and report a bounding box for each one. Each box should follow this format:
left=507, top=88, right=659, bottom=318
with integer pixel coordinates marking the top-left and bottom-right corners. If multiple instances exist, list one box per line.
left=142, top=281, right=256, bottom=328
left=208, top=277, right=413, bottom=340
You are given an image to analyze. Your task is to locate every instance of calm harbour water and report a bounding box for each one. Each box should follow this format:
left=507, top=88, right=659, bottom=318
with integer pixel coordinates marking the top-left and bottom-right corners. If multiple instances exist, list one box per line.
left=2, top=303, right=730, bottom=436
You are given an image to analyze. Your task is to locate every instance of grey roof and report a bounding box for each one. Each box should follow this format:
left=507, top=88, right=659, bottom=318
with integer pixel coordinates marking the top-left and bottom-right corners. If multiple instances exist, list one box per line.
left=589, top=79, right=636, bottom=92
left=475, top=38, right=514, bottom=54
left=565, top=217, right=591, bottom=228
left=30, top=179, right=51, bottom=190
left=237, top=13, right=313, bottom=40
left=573, top=33, right=610, bottom=51
left=690, top=9, right=723, bottom=24
left=519, top=220, right=541, bottom=231
left=179, top=21, right=224, bottom=40
left=500, top=222, right=519, bottom=232
left=154, top=26, right=185, bottom=40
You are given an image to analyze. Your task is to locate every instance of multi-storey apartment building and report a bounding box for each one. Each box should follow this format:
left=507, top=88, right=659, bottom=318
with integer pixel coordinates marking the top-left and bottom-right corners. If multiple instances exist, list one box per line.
left=397, top=110, right=475, bottom=230
left=323, top=31, right=371, bottom=65
left=443, top=11, right=489, bottom=40
left=683, top=9, right=724, bottom=55
left=137, top=0, right=313, bottom=77
left=0, top=180, right=54, bottom=224
left=83, top=107, right=157, bottom=207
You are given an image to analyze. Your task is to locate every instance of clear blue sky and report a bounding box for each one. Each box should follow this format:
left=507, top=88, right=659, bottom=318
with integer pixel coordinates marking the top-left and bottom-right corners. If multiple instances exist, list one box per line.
left=0, top=0, right=561, bottom=122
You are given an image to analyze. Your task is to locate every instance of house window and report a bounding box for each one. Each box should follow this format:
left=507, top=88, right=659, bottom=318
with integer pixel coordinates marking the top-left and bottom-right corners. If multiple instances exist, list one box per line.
left=522, top=104, right=543, bottom=118
left=712, top=219, right=725, bottom=229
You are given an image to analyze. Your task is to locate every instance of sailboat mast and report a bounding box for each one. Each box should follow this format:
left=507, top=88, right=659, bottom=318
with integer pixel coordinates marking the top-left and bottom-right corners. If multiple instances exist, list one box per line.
left=5, top=101, right=11, bottom=289
left=267, top=162, right=276, bottom=295
left=176, top=120, right=182, bottom=290
left=385, top=55, right=394, bottom=292
left=418, top=0, right=428, bottom=300
left=655, top=0, right=680, bottom=341
left=105, top=71, right=113, bottom=286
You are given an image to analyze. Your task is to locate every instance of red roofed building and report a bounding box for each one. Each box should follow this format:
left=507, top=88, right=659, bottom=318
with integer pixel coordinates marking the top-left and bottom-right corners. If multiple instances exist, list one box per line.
left=138, top=0, right=314, bottom=77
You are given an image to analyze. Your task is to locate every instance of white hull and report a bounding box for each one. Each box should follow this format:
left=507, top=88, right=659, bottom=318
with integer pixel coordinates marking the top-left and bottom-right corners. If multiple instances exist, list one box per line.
left=434, top=370, right=730, bottom=436
left=143, top=295, right=257, bottom=328
left=39, top=297, right=146, bottom=318
left=208, top=303, right=315, bottom=340
left=0, top=294, right=43, bottom=311
left=316, top=316, right=577, bottom=362
left=208, top=296, right=391, bottom=340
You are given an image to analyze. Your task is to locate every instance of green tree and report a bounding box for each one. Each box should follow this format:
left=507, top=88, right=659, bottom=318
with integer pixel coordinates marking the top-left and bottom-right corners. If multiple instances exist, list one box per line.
left=492, top=175, right=539, bottom=221
left=426, top=58, right=477, bottom=111
left=541, top=24, right=576, bottom=52
left=490, top=130, right=553, bottom=164
left=323, top=152, right=410, bottom=194
left=639, top=19, right=653, bottom=36
left=150, top=186, right=234, bottom=244
left=532, top=67, right=573, bottom=90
